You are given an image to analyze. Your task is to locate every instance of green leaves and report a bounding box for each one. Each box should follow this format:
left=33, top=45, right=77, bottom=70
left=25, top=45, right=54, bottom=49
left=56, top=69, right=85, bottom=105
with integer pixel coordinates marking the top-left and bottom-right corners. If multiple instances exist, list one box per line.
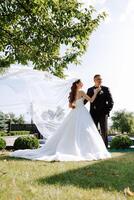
left=111, top=110, right=134, bottom=135
left=0, top=0, right=105, bottom=77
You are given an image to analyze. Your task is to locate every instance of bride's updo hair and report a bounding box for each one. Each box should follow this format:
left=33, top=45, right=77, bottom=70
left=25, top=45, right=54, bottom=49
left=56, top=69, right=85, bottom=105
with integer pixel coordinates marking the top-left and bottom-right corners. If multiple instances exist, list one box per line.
left=68, top=79, right=81, bottom=104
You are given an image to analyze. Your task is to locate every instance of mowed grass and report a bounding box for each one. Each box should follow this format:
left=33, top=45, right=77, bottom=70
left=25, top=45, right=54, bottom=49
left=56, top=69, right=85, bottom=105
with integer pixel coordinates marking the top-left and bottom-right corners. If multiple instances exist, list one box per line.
left=0, top=152, right=134, bottom=200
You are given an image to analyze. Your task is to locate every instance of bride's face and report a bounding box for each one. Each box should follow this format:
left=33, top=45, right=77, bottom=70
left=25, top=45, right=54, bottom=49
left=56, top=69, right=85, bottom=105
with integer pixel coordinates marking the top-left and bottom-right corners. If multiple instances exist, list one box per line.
left=77, top=81, right=83, bottom=89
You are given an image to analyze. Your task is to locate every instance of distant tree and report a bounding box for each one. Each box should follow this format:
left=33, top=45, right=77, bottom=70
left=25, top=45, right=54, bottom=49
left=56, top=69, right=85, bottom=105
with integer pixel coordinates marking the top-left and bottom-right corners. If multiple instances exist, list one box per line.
left=0, top=112, right=25, bottom=132
left=6, top=113, right=25, bottom=124
left=0, top=112, right=8, bottom=131
left=111, top=110, right=134, bottom=134
left=0, top=0, right=106, bottom=77
left=17, top=114, right=25, bottom=124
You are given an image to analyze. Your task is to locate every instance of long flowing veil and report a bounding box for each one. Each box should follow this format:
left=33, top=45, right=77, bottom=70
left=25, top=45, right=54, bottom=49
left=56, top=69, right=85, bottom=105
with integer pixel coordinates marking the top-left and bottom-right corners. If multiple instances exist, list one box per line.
left=28, top=76, right=77, bottom=139
left=0, top=68, right=77, bottom=139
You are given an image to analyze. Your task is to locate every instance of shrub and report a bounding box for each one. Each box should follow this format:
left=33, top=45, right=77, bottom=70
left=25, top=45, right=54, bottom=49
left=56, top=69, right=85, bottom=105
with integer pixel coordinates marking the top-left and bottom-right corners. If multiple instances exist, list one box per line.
left=0, top=138, right=6, bottom=150
left=110, top=135, right=133, bottom=149
left=13, top=136, right=39, bottom=150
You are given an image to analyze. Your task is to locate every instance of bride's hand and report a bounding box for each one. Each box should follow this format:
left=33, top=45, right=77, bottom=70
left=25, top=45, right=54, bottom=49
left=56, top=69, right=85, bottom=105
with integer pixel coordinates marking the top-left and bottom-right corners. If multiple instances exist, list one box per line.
left=94, top=87, right=101, bottom=94
left=69, top=102, right=76, bottom=109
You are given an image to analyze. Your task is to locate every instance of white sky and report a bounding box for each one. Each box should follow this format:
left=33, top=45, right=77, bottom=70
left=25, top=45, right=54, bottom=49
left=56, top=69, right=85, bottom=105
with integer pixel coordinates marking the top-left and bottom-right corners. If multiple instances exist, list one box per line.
left=66, top=0, right=134, bottom=113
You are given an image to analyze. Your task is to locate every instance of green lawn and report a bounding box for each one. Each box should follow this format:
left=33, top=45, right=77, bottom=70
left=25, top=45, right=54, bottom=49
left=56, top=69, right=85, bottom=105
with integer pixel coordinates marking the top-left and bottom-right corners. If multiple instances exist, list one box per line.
left=0, top=151, right=134, bottom=200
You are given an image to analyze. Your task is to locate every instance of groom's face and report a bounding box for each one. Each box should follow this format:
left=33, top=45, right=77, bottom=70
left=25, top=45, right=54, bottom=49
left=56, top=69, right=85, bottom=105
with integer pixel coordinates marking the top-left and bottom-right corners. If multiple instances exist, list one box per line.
left=94, top=76, right=102, bottom=86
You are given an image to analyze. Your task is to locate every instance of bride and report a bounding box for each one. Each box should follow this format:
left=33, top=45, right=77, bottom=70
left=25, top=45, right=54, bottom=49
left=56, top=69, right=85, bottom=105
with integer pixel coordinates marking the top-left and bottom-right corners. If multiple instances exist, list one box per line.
left=10, top=79, right=111, bottom=161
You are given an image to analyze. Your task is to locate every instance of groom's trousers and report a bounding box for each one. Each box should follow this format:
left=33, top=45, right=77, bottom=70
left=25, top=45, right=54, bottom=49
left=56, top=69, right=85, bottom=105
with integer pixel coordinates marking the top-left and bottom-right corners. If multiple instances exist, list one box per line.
left=91, top=113, right=108, bottom=148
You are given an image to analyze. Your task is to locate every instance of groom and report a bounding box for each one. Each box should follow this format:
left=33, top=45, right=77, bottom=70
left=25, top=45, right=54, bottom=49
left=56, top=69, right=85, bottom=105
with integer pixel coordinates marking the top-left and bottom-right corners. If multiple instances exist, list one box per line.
left=84, top=74, right=114, bottom=148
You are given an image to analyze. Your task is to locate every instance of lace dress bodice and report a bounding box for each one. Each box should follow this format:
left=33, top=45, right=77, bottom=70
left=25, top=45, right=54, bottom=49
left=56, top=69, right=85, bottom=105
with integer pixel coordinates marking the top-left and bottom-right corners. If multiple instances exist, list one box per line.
left=75, top=98, right=84, bottom=108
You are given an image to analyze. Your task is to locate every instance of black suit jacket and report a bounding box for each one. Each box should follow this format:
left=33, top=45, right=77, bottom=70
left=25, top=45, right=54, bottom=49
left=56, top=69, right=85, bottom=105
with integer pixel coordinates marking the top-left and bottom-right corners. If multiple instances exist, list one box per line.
left=84, top=86, right=114, bottom=117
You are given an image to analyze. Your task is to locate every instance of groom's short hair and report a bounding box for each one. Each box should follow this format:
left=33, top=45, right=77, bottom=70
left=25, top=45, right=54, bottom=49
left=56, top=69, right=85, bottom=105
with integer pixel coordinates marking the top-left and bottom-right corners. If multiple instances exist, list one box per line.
left=94, top=74, right=101, bottom=79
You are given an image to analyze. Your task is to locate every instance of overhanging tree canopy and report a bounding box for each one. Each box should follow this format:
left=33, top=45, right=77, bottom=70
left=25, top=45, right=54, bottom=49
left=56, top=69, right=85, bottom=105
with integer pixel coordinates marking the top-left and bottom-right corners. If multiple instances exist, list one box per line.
left=0, top=0, right=106, bottom=77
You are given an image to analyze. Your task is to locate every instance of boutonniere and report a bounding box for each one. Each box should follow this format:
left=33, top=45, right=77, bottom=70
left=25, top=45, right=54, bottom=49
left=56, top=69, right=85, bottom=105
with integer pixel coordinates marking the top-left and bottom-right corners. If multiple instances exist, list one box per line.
left=99, top=90, right=104, bottom=95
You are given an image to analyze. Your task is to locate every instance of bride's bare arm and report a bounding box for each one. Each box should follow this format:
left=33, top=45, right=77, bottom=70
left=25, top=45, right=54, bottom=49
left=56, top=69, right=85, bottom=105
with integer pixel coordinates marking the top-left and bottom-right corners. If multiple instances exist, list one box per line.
left=80, top=89, right=100, bottom=103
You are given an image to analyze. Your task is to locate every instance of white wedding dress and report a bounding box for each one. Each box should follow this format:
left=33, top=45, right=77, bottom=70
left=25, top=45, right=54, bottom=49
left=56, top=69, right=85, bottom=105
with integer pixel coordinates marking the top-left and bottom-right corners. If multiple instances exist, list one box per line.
left=10, top=98, right=111, bottom=161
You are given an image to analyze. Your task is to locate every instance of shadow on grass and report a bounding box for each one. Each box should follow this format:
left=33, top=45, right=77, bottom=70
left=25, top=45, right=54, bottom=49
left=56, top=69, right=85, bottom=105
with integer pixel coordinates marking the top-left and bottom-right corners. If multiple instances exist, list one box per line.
left=37, top=153, right=134, bottom=192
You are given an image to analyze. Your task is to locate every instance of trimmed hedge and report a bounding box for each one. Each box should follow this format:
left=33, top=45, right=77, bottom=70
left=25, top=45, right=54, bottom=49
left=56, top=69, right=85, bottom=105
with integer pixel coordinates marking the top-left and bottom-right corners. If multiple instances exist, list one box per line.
left=0, top=131, right=7, bottom=137
left=9, top=131, right=30, bottom=136
left=13, top=136, right=39, bottom=150
left=0, top=131, right=30, bottom=137
left=110, top=135, right=133, bottom=149
left=0, top=138, right=6, bottom=150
